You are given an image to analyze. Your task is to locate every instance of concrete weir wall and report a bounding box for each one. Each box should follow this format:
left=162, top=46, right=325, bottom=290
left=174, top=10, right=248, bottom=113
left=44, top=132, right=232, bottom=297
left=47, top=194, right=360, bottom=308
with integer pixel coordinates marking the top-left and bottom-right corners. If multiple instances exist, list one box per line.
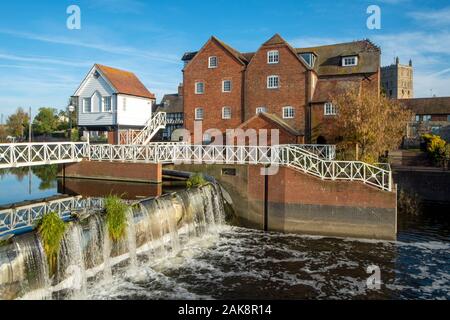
left=58, top=160, right=162, bottom=184
left=170, top=164, right=397, bottom=240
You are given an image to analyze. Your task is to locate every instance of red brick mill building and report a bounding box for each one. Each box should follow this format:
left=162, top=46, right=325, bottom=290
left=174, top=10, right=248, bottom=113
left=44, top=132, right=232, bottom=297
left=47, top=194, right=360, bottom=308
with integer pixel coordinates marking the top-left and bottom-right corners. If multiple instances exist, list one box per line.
left=181, top=34, right=381, bottom=144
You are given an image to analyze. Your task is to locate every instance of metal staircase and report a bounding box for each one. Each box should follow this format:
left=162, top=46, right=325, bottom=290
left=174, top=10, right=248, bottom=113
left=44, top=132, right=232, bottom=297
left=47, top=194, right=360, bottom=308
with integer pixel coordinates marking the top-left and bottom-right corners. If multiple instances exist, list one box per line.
left=131, top=112, right=167, bottom=145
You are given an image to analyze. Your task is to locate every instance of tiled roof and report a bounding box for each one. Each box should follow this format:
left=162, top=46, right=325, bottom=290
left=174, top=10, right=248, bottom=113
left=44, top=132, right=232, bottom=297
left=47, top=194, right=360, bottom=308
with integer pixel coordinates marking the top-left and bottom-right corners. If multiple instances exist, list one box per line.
left=155, top=94, right=183, bottom=113
left=95, top=64, right=155, bottom=99
left=212, top=36, right=249, bottom=65
left=181, top=36, right=380, bottom=76
left=398, top=97, right=450, bottom=115
left=312, top=78, right=362, bottom=103
left=297, top=40, right=380, bottom=76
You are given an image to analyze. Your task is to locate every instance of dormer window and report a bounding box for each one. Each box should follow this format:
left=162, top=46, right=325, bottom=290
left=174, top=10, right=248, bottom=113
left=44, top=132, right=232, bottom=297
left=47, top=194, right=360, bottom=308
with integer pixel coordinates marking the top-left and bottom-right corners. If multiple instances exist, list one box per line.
left=342, top=56, right=358, bottom=67
left=267, top=50, right=279, bottom=64
left=299, top=53, right=316, bottom=68
left=208, top=56, right=218, bottom=68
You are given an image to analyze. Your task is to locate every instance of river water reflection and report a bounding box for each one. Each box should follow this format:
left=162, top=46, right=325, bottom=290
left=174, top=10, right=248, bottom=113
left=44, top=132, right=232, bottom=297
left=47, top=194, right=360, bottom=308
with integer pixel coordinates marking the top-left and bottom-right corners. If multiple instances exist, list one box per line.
left=0, top=165, right=163, bottom=207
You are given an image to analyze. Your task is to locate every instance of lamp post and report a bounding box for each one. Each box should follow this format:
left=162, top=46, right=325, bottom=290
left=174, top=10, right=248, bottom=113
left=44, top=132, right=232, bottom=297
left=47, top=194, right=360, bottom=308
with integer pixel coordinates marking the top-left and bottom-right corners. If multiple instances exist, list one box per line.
left=68, top=105, right=75, bottom=140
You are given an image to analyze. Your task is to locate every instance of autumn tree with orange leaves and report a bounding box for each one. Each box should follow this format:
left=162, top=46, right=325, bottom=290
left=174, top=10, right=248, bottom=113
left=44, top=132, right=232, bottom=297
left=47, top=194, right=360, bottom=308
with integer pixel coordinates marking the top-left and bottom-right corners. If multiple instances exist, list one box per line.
left=329, top=91, right=413, bottom=163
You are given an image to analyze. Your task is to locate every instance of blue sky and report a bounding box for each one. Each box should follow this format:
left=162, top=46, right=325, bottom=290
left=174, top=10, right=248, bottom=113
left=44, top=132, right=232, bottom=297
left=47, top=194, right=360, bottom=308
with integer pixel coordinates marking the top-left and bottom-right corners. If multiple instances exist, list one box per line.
left=0, top=0, right=449, bottom=118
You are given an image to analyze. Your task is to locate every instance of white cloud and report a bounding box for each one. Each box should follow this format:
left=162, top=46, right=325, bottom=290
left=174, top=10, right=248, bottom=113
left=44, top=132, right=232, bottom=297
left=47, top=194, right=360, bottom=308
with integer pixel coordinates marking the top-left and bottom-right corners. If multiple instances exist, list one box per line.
left=0, top=52, right=90, bottom=68
left=408, top=7, right=450, bottom=26
left=0, top=29, right=181, bottom=65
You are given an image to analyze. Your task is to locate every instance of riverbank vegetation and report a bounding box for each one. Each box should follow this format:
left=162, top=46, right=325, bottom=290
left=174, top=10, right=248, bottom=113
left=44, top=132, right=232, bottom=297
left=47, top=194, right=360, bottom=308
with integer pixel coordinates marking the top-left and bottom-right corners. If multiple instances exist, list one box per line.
left=104, top=195, right=128, bottom=241
left=422, top=134, right=450, bottom=168
left=1, top=107, right=78, bottom=142
left=36, top=212, right=67, bottom=274
left=330, top=91, right=413, bottom=163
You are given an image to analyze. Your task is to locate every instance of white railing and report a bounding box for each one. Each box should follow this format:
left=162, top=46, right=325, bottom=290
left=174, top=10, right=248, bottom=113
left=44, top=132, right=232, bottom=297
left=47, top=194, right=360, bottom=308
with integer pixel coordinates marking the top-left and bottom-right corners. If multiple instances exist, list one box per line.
left=88, top=144, right=392, bottom=191
left=131, top=112, right=167, bottom=145
left=294, top=144, right=336, bottom=160
left=279, top=146, right=392, bottom=192
left=0, top=142, right=88, bottom=169
left=0, top=196, right=103, bottom=236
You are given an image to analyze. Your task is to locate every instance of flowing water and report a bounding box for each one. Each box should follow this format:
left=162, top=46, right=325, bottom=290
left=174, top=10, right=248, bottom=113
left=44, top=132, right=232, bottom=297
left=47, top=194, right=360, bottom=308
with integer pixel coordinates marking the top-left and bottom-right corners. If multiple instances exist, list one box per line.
left=0, top=175, right=449, bottom=300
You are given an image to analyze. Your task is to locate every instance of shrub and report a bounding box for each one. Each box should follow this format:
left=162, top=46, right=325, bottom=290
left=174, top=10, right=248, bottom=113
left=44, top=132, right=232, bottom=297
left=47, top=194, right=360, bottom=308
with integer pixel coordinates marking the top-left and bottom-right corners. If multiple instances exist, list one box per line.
left=36, top=212, right=67, bottom=275
left=422, top=134, right=447, bottom=165
left=70, top=128, right=79, bottom=142
left=186, top=173, right=207, bottom=188
left=104, top=195, right=128, bottom=241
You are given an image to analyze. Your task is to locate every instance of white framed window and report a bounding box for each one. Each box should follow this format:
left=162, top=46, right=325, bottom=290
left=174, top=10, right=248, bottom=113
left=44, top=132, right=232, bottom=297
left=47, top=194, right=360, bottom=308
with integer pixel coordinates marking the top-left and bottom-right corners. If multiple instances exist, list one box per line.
left=267, top=50, right=279, bottom=64
left=324, top=102, right=337, bottom=115
left=267, top=75, right=279, bottom=89
left=103, top=96, right=112, bottom=112
left=342, top=56, right=358, bottom=67
left=222, top=80, right=232, bottom=92
left=208, top=56, right=218, bottom=68
left=256, top=107, right=267, bottom=114
left=83, top=98, right=91, bottom=113
left=123, top=97, right=127, bottom=111
left=195, top=107, right=204, bottom=120
left=282, top=106, right=295, bottom=119
left=195, top=82, right=204, bottom=94
left=222, top=107, right=232, bottom=119
left=423, top=115, right=431, bottom=122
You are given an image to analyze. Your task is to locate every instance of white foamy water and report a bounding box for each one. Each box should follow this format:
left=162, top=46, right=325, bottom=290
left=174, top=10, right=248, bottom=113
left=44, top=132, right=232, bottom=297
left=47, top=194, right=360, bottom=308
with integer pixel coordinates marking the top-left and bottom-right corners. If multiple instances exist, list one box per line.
left=84, top=225, right=449, bottom=300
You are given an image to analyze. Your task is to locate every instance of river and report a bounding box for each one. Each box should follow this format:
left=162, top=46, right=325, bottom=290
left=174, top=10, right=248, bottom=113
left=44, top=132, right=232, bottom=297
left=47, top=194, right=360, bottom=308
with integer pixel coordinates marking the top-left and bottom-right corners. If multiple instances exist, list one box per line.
left=0, top=167, right=449, bottom=300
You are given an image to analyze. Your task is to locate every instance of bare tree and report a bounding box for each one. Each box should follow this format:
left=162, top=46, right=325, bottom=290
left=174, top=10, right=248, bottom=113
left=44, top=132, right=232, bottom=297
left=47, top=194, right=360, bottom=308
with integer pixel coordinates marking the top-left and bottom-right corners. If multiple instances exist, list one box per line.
left=330, top=91, right=413, bottom=163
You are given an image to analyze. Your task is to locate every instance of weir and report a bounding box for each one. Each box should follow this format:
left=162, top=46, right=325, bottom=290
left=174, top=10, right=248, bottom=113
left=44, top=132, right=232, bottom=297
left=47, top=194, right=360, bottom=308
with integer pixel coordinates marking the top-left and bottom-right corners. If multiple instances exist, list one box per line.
left=0, top=183, right=225, bottom=300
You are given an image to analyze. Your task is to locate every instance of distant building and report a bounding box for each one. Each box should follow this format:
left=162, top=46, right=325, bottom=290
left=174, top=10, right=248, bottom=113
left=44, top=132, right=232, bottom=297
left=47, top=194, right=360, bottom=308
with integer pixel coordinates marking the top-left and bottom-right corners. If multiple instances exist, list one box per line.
left=181, top=34, right=381, bottom=144
left=381, top=57, right=413, bottom=99
left=154, top=85, right=184, bottom=141
left=72, top=64, right=156, bottom=144
left=399, top=97, right=450, bottom=143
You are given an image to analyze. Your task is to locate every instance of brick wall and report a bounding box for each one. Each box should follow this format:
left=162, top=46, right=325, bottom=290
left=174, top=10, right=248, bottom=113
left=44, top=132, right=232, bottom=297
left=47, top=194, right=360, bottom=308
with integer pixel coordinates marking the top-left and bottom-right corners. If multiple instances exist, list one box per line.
left=245, top=44, right=308, bottom=133
left=183, top=38, right=245, bottom=141
left=60, top=161, right=162, bottom=183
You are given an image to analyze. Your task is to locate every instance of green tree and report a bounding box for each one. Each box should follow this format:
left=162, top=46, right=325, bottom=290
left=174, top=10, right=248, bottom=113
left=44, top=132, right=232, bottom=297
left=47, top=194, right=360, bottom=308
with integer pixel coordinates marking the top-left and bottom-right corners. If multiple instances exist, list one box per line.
left=0, top=125, right=7, bottom=142
left=32, top=107, right=59, bottom=136
left=6, top=107, right=29, bottom=139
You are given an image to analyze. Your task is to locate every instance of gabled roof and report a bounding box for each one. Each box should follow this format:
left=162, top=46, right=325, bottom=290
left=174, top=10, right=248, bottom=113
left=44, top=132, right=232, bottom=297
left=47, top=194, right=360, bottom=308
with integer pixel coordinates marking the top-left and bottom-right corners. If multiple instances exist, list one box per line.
left=211, top=36, right=249, bottom=65
left=181, top=36, right=380, bottom=76
left=94, top=64, right=155, bottom=99
left=262, top=33, right=286, bottom=46
left=182, top=37, right=250, bottom=66
left=312, top=78, right=362, bottom=103
left=238, top=112, right=302, bottom=136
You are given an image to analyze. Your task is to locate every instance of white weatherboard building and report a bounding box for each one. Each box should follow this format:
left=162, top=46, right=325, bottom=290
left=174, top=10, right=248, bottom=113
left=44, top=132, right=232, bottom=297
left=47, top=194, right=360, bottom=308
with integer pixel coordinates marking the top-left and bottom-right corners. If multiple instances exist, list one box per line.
left=72, top=64, right=156, bottom=143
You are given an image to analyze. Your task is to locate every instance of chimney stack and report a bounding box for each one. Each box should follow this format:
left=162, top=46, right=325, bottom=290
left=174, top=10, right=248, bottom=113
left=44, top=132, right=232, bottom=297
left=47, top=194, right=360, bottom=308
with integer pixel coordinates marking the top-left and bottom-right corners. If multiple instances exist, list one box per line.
left=178, top=83, right=183, bottom=96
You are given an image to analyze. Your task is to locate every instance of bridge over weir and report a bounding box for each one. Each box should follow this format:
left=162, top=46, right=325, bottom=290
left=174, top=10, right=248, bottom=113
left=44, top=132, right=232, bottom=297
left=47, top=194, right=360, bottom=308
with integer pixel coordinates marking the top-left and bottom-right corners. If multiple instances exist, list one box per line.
left=0, top=142, right=392, bottom=192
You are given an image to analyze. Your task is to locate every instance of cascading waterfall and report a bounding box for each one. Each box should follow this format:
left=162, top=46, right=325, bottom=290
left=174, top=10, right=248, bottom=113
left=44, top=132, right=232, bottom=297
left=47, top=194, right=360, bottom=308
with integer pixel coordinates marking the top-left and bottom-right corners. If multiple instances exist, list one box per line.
left=0, top=183, right=226, bottom=300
